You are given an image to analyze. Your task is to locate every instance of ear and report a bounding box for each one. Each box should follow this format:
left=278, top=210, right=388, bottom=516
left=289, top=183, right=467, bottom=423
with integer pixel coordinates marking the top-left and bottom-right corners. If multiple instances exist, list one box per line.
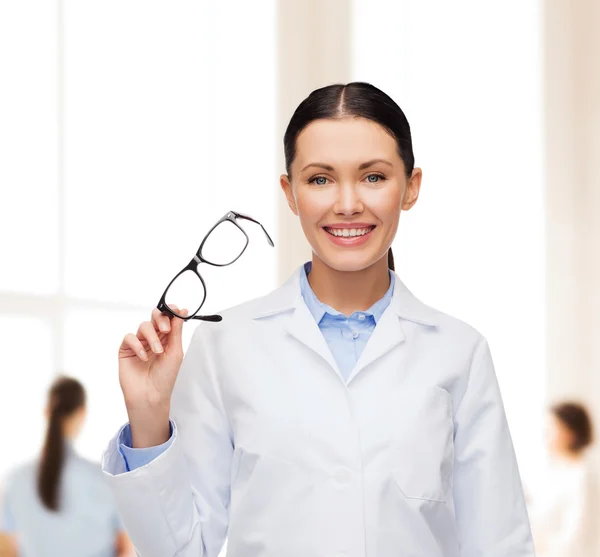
left=401, top=167, right=422, bottom=211
left=280, top=174, right=299, bottom=216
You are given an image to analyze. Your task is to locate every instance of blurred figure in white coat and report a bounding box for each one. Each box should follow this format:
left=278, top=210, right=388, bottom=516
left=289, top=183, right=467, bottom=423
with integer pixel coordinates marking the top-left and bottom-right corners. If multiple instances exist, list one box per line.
left=528, top=402, right=599, bottom=557
left=0, top=376, right=134, bottom=557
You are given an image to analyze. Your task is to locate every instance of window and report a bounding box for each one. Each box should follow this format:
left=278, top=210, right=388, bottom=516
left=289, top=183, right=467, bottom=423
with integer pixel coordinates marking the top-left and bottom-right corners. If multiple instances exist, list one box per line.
left=0, top=1, right=59, bottom=295
left=0, top=317, right=53, bottom=479
left=0, top=0, right=276, bottom=504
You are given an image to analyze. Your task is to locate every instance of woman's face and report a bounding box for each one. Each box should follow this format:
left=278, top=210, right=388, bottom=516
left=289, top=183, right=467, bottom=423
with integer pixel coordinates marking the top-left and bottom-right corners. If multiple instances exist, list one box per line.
left=545, top=413, right=574, bottom=455
left=280, top=117, right=422, bottom=272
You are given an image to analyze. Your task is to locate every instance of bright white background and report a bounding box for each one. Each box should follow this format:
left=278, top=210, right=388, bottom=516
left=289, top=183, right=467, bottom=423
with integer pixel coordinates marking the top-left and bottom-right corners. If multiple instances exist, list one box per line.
left=0, top=0, right=277, bottom=479
left=1, top=0, right=545, bottom=545
left=352, top=0, right=545, bottom=483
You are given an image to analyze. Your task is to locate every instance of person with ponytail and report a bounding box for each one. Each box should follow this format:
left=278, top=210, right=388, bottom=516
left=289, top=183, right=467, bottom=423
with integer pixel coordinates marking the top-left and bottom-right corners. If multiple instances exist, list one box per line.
left=102, top=82, right=534, bottom=556
left=0, top=376, right=133, bottom=557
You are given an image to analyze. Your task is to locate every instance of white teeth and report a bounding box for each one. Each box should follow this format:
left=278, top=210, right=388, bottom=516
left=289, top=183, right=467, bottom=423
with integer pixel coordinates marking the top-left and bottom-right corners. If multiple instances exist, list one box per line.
left=325, top=226, right=373, bottom=237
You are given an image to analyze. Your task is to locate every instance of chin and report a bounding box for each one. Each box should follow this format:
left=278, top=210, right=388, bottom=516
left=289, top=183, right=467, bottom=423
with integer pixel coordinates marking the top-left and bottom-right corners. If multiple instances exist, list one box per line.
left=315, top=248, right=386, bottom=273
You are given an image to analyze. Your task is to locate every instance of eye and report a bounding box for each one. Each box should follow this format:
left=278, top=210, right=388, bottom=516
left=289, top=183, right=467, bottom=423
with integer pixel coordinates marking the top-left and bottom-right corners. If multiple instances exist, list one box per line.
left=308, top=175, right=329, bottom=186
left=366, top=173, right=385, bottom=183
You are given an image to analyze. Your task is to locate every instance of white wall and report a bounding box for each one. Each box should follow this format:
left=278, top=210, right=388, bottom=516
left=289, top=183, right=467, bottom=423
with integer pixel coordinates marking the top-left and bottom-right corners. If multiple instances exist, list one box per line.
left=351, top=0, right=546, bottom=483
left=544, top=0, right=600, bottom=424
left=276, top=0, right=353, bottom=282
left=0, top=0, right=277, bottom=477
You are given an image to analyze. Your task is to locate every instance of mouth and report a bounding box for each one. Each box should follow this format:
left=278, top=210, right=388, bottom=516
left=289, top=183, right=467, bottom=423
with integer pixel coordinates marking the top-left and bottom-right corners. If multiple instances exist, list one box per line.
left=322, top=224, right=377, bottom=247
left=323, top=225, right=376, bottom=238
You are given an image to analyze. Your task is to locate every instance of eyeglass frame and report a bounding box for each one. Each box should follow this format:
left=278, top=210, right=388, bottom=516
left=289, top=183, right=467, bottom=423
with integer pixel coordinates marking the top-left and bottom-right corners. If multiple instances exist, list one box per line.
left=156, top=210, right=274, bottom=322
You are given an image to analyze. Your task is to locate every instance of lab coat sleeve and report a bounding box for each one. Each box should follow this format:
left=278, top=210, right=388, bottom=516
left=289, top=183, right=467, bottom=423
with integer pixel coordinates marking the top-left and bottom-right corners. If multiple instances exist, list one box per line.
left=0, top=474, right=16, bottom=533
left=102, top=324, right=233, bottom=557
left=118, top=421, right=175, bottom=471
left=452, top=337, right=536, bottom=557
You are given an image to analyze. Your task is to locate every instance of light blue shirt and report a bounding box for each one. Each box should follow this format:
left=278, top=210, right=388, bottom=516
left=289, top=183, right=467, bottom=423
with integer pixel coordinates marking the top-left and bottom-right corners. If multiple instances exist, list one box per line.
left=299, top=260, right=395, bottom=380
left=0, top=444, right=123, bottom=557
left=118, top=261, right=395, bottom=471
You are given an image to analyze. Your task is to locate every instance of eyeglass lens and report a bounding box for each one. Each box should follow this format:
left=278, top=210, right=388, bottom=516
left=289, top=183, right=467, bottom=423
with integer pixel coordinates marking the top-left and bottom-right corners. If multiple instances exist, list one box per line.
left=201, top=219, right=248, bottom=265
left=164, top=219, right=248, bottom=316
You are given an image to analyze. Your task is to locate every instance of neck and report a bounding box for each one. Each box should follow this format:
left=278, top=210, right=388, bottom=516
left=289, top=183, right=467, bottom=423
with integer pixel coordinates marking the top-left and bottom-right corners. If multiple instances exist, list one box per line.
left=552, top=448, right=584, bottom=463
left=307, top=255, right=391, bottom=316
left=61, top=416, right=80, bottom=441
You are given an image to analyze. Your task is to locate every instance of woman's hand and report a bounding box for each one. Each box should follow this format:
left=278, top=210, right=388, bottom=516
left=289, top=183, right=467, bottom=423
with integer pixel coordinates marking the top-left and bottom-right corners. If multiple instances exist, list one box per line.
left=118, top=306, right=188, bottom=448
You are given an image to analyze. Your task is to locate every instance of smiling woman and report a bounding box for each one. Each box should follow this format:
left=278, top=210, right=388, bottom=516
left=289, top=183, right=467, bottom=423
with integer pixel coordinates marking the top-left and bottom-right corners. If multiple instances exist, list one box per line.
left=101, top=82, right=535, bottom=557
left=280, top=84, right=421, bottom=278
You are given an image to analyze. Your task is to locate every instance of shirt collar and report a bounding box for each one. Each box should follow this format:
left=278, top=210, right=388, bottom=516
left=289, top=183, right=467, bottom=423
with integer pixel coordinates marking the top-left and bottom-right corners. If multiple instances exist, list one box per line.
left=299, top=261, right=395, bottom=325
left=252, top=264, right=439, bottom=327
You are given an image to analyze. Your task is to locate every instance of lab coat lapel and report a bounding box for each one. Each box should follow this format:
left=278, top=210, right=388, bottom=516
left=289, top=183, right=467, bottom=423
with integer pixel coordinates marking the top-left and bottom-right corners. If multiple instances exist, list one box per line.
left=347, top=304, right=406, bottom=383
left=252, top=266, right=342, bottom=378
left=285, top=298, right=341, bottom=376
left=347, top=273, right=439, bottom=383
left=252, top=266, right=439, bottom=383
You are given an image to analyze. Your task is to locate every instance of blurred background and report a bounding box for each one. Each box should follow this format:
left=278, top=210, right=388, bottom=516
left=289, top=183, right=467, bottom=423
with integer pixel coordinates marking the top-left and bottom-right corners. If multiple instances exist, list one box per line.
left=1, top=0, right=599, bottom=555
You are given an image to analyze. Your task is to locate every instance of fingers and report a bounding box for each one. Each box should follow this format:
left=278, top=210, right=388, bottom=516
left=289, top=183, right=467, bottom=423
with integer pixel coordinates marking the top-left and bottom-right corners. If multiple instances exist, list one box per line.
left=121, top=333, right=149, bottom=361
left=152, top=307, right=172, bottom=333
left=137, top=321, right=164, bottom=355
left=122, top=306, right=188, bottom=362
left=151, top=306, right=179, bottom=333
left=152, top=304, right=188, bottom=331
left=166, top=308, right=188, bottom=352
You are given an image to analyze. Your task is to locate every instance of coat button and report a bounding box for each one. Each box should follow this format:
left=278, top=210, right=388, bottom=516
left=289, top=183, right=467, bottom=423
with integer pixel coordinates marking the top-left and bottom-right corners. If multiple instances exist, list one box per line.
left=334, top=468, right=353, bottom=485
left=352, top=331, right=359, bottom=339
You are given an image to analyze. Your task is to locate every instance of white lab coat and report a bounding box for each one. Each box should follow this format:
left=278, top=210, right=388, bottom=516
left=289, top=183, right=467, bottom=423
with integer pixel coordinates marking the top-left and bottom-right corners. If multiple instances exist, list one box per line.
left=102, top=265, right=535, bottom=557
left=528, top=453, right=600, bottom=557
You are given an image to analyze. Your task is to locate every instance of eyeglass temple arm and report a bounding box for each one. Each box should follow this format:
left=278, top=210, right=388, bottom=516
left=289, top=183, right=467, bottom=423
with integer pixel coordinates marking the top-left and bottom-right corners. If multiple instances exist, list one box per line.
left=157, top=301, right=223, bottom=322
left=192, top=313, right=222, bottom=322
left=232, top=211, right=275, bottom=247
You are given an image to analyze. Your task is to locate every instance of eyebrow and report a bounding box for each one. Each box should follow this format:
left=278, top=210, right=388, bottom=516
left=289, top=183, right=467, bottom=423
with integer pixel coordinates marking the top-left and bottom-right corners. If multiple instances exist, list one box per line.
left=300, top=159, right=393, bottom=173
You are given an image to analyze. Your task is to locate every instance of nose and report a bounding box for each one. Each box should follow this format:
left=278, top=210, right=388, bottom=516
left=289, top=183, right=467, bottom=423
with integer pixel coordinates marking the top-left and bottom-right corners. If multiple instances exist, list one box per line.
left=333, top=182, right=363, bottom=216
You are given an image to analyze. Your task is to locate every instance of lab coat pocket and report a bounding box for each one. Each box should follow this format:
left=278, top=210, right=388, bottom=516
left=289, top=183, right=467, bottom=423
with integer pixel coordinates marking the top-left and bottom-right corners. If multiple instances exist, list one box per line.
left=391, top=467, right=446, bottom=504
left=230, top=447, right=259, bottom=505
left=230, top=445, right=246, bottom=487
left=389, top=386, right=453, bottom=504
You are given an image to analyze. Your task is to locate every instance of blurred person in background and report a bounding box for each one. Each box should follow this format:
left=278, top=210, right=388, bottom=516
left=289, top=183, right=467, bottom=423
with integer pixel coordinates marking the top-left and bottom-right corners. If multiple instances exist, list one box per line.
left=0, top=376, right=133, bottom=557
left=528, top=402, right=599, bottom=557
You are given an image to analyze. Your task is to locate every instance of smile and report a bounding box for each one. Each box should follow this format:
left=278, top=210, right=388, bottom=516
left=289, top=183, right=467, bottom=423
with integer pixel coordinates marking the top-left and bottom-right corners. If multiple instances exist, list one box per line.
left=323, top=226, right=375, bottom=237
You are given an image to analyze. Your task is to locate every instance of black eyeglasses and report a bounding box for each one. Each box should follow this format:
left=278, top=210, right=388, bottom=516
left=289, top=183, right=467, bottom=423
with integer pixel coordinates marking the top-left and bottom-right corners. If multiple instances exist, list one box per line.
left=157, top=210, right=274, bottom=322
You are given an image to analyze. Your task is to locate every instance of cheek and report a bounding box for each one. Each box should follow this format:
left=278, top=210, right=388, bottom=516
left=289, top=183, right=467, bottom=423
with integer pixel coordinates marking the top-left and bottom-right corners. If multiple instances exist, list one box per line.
left=364, top=187, right=402, bottom=222
left=295, top=190, right=332, bottom=221
left=549, top=422, right=570, bottom=449
left=545, top=425, right=557, bottom=445
left=559, top=428, right=573, bottom=447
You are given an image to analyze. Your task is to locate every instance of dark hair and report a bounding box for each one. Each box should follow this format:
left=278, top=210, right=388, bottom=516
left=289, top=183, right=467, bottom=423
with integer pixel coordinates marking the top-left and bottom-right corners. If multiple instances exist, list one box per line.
left=551, top=402, right=594, bottom=454
left=38, top=376, right=86, bottom=511
left=283, top=82, right=416, bottom=272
